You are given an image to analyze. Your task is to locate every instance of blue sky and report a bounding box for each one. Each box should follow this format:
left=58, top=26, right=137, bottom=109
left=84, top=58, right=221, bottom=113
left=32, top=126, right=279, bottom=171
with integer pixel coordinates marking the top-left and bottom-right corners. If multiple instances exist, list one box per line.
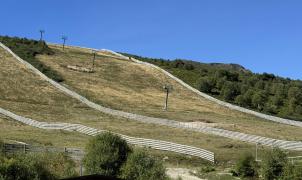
left=1, top=0, right=302, bottom=79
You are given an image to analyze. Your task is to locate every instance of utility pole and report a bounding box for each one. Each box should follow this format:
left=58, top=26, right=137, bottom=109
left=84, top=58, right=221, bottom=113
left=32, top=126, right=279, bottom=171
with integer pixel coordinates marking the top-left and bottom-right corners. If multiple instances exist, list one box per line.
left=39, top=30, right=45, bottom=41
left=163, top=84, right=173, bottom=111
left=61, top=36, right=68, bottom=50
left=92, top=50, right=96, bottom=71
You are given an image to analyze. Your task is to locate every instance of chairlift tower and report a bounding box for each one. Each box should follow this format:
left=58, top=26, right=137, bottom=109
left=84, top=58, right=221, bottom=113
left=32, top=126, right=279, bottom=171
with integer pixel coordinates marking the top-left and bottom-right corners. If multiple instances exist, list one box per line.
left=39, top=30, right=45, bottom=41
left=163, top=84, right=173, bottom=111
left=61, top=36, right=68, bottom=50
left=91, top=50, right=96, bottom=71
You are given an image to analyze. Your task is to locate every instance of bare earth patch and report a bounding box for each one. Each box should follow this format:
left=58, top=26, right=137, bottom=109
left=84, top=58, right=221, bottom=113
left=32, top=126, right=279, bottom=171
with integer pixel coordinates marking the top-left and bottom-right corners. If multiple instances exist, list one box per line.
left=167, top=168, right=203, bottom=180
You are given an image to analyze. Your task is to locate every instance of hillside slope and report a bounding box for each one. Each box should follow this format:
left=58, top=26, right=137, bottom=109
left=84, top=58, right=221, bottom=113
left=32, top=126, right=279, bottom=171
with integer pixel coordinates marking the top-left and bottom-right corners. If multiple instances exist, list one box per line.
left=0, top=42, right=254, bottom=163
left=1, top=38, right=302, bottom=163
left=35, top=44, right=302, bottom=141
left=123, top=53, right=302, bottom=121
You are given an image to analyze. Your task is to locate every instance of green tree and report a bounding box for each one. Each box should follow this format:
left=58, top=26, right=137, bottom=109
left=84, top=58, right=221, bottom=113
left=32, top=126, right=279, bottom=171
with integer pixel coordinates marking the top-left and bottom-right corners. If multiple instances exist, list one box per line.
left=221, top=82, right=239, bottom=101
left=235, top=153, right=258, bottom=178
left=120, top=149, right=167, bottom=180
left=261, top=148, right=287, bottom=180
left=235, top=95, right=248, bottom=106
left=255, top=80, right=265, bottom=90
left=288, top=87, right=302, bottom=101
left=0, top=154, right=55, bottom=180
left=252, top=91, right=267, bottom=110
left=184, top=63, right=195, bottom=70
left=197, top=78, right=214, bottom=93
left=83, top=132, right=131, bottom=177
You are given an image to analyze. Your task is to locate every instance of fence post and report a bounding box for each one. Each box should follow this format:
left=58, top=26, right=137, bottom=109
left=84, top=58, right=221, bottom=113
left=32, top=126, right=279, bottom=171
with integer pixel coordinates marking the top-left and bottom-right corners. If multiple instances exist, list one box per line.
left=255, top=143, right=258, bottom=161
left=80, top=161, right=83, bottom=176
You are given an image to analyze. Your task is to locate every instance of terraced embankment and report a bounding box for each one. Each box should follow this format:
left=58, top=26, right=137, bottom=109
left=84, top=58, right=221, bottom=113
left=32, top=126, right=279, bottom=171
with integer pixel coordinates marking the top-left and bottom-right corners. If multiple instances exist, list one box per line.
left=1, top=42, right=302, bottom=152
left=0, top=107, right=215, bottom=162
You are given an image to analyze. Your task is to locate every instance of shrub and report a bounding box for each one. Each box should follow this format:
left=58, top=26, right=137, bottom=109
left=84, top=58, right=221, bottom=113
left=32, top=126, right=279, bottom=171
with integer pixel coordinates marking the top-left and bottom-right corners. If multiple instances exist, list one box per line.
left=0, top=151, right=77, bottom=180
left=193, top=165, right=216, bottom=179
left=83, top=132, right=131, bottom=177
left=120, top=149, right=167, bottom=180
left=184, top=63, right=195, bottom=70
left=0, top=140, right=3, bottom=155
left=261, top=148, right=287, bottom=180
left=235, top=153, right=257, bottom=178
left=197, top=78, right=214, bottom=93
left=35, top=152, right=77, bottom=178
left=281, top=162, right=302, bottom=180
left=0, top=154, right=55, bottom=180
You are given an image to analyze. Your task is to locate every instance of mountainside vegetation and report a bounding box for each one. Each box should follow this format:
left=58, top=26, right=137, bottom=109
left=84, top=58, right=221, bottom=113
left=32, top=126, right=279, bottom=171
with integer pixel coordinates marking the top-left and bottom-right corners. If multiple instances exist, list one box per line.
left=122, top=53, right=302, bottom=121
left=0, top=36, right=63, bottom=82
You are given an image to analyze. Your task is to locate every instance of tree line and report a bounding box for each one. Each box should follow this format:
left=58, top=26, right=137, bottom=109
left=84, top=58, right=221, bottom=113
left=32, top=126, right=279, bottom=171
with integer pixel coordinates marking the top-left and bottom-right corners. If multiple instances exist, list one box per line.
left=122, top=53, right=302, bottom=121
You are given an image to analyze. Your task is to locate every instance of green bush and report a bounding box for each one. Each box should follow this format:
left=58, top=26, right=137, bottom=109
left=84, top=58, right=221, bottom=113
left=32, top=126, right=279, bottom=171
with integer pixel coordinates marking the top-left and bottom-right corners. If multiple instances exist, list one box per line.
left=0, top=154, right=55, bottom=180
left=281, top=162, right=302, bottom=180
left=235, top=153, right=257, bottom=178
left=0, top=151, right=77, bottom=180
left=34, top=152, right=77, bottom=178
left=0, top=140, right=3, bottom=155
left=199, top=165, right=215, bottom=174
left=83, top=132, right=131, bottom=177
left=261, top=148, right=287, bottom=180
left=120, top=149, right=167, bottom=180
left=193, top=165, right=216, bottom=179
left=0, top=36, right=64, bottom=82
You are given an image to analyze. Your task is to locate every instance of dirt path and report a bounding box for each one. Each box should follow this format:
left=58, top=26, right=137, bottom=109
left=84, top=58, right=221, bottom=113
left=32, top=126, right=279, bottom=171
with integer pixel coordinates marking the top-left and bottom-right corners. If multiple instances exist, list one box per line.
left=167, top=168, right=203, bottom=180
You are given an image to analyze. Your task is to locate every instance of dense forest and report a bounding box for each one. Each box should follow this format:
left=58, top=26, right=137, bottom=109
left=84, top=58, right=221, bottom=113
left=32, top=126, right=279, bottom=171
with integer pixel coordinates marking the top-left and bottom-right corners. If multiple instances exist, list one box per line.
left=0, top=36, right=63, bottom=82
left=122, top=53, right=302, bottom=121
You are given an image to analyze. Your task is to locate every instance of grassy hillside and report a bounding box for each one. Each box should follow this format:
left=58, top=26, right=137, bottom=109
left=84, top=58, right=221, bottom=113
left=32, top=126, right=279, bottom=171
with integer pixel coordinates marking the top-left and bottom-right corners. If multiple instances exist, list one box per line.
left=0, top=36, right=63, bottom=82
left=0, top=40, right=264, bottom=165
left=122, top=53, right=302, bottom=121
left=36, top=44, right=302, bottom=141
left=1, top=36, right=302, bottom=166
left=0, top=115, right=88, bottom=147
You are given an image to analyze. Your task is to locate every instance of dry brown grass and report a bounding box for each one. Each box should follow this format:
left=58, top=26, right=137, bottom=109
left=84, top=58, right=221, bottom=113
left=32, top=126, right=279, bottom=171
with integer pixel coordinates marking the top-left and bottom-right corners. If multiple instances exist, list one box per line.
left=0, top=47, right=258, bottom=164
left=35, top=45, right=302, bottom=141
left=0, top=116, right=88, bottom=147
